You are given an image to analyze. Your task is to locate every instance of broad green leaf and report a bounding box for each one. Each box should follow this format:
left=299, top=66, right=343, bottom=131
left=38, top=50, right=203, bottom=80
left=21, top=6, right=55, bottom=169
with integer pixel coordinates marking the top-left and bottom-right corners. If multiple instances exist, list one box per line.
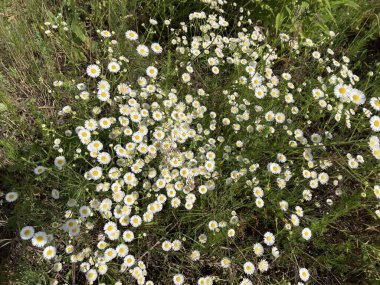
left=71, top=22, right=88, bottom=45
left=275, top=12, right=284, bottom=34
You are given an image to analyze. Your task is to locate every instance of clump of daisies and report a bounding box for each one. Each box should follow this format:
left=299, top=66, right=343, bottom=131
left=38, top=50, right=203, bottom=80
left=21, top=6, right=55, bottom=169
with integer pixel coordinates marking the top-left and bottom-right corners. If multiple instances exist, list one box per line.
left=17, top=0, right=380, bottom=284
left=43, top=13, right=69, bottom=36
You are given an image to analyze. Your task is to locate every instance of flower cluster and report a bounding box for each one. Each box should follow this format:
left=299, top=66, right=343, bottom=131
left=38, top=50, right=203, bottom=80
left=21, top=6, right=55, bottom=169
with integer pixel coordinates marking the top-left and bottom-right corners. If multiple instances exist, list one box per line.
left=13, top=1, right=379, bottom=284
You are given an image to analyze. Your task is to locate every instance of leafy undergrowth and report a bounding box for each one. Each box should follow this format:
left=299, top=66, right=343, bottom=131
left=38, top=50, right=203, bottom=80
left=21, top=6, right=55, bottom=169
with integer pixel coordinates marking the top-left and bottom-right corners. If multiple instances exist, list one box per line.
left=1, top=0, right=380, bottom=285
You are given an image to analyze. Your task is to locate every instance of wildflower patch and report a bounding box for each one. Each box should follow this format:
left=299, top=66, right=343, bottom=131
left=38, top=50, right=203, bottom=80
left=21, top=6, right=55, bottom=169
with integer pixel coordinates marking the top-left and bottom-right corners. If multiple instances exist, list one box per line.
left=5, top=1, right=379, bottom=284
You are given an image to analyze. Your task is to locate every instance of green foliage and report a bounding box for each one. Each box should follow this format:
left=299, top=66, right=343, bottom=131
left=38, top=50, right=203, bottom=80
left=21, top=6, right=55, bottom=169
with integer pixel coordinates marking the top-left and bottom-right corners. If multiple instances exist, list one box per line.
left=0, top=0, right=379, bottom=284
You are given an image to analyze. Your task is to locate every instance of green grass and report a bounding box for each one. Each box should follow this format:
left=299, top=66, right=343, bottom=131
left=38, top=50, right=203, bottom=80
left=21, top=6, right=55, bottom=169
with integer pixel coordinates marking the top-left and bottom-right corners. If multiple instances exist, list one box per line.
left=1, top=0, right=380, bottom=284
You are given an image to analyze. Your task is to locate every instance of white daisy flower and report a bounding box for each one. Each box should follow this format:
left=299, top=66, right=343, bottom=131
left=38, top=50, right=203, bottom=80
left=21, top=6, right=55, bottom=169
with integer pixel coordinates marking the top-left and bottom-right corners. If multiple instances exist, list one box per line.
left=122, top=230, right=135, bottom=242
left=20, top=226, right=35, bottom=240
left=151, top=43, right=163, bottom=54
left=108, top=61, right=120, bottom=73
left=221, top=257, right=231, bottom=268
left=5, top=192, right=18, bottom=202
left=34, top=166, right=46, bottom=175
left=263, top=232, right=275, bottom=246
left=243, top=261, right=255, bottom=275
left=299, top=268, right=310, bottom=282
left=86, top=269, right=98, bottom=283
left=334, top=84, right=351, bottom=100
left=125, top=30, right=138, bottom=40
left=173, top=274, right=185, bottom=285
left=43, top=246, right=57, bottom=260
left=240, top=278, right=253, bottom=285
left=100, top=30, right=111, bottom=38
left=124, top=255, right=136, bottom=267
left=254, top=243, right=264, bottom=256
left=146, top=66, right=158, bottom=78
left=130, top=215, right=142, bottom=227
left=137, top=44, right=149, bottom=57
left=370, top=97, right=380, bottom=111
left=162, top=240, right=172, bottom=251
left=97, top=152, right=111, bottom=165
left=258, top=259, right=269, bottom=272
left=54, top=156, right=66, bottom=169
left=182, top=73, right=191, bottom=83
left=86, top=64, right=101, bottom=78
left=89, top=166, right=102, bottom=180
left=349, top=88, right=365, bottom=105
left=370, top=115, right=380, bottom=132
left=302, top=228, right=312, bottom=240
left=31, top=231, right=48, bottom=248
